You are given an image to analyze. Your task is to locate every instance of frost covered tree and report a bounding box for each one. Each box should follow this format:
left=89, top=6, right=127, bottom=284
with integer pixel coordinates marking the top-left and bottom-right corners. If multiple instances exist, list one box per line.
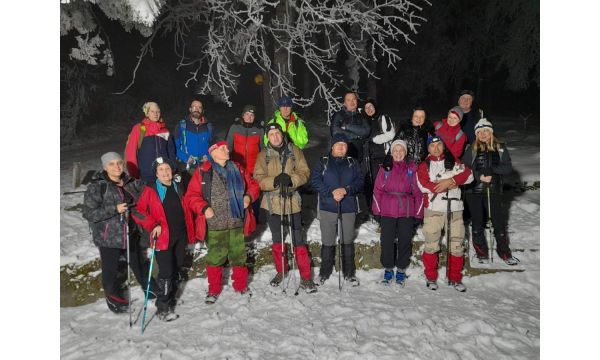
left=61, top=0, right=429, bottom=123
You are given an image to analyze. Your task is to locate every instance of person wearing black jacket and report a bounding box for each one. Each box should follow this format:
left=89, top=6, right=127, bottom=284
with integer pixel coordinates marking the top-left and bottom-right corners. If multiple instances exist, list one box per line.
left=330, top=91, right=371, bottom=162
left=310, top=133, right=365, bottom=286
left=389, top=107, right=433, bottom=167
left=461, top=119, right=519, bottom=265
left=458, top=90, right=481, bottom=145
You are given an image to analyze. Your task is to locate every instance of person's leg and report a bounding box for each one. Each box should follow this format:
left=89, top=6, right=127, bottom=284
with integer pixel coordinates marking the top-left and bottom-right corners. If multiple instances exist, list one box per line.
left=395, top=217, right=414, bottom=270
left=341, top=212, right=357, bottom=278
left=422, top=210, right=444, bottom=282
left=154, top=248, right=174, bottom=314
left=448, top=211, right=466, bottom=283
left=289, top=212, right=311, bottom=281
left=99, top=247, right=129, bottom=312
left=228, top=227, right=249, bottom=292
left=205, top=230, right=229, bottom=295
left=489, top=194, right=512, bottom=259
left=379, top=217, right=397, bottom=270
left=466, top=194, right=487, bottom=258
left=318, top=211, right=338, bottom=280
left=268, top=213, right=288, bottom=275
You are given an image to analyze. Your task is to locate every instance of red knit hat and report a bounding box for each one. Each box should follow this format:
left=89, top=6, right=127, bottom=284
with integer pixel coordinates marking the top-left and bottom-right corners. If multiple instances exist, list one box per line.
left=208, top=141, right=228, bottom=154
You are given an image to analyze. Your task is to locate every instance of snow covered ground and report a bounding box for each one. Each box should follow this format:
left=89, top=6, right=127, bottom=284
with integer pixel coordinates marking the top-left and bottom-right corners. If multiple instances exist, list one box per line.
left=60, top=115, right=540, bottom=359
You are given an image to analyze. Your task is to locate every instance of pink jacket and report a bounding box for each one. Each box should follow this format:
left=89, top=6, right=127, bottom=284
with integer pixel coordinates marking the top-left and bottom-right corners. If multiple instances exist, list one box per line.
left=372, top=160, right=423, bottom=219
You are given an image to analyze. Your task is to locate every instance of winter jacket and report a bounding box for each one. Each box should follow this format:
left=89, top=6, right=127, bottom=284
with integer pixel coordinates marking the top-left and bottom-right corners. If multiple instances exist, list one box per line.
left=264, top=111, right=308, bottom=149
left=83, top=171, right=145, bottom=249
left=184, top=160, right=259, bottom=241
left=226, top=121, right=264, bottom=175
left=131, top=180, right=195, bottom=251
left=310, top=153, right=365, bottom=214
left=394, top=124, right=431, bottom=164
left=372, top=160, right=424, bottom=219
left=433, top=119, right=467, bottom=160
left=172, top=116, right=213, bottom=164
left=368, top=113, right=396, bottom=158
left=254, top=141, right=310, bottom=215
left=125, top=118, right=177, bottom=183
left=330, top=109, right=371, bottom=161
left=461, top=110, right=480, bottom=144
left=416, top=154, right=474, bottom=213
left=461, top=143, right=512, bottom=194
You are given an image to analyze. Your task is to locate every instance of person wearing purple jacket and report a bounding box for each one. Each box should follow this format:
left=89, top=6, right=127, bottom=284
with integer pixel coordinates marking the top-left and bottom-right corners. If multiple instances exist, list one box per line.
left=372, top=139, right=423, bottom=286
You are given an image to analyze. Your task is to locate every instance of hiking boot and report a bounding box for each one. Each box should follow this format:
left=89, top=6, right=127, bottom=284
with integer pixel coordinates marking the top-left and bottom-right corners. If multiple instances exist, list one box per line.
left=476, top=255, right=489, bottom=264
left=317, top=275, right=329, bottom=286
left=449, top=281, right=467, bottom=292
left=426, top=280, right=438, bottom=291
left=157, top=309, right=179, bottom=322
left=205, top=293, right=219, bottom=305
left=382, top=269, right=394, bottom=284
left=345, top=275, right=360, bottom=287
left=395, top=270, right=406, bottom=287
left=504, top=256, right=520, bottom=266
left=300, top=279, right=317, bottom=294
left=270, top=272, right=286, bottom=287
left=238, top=288, right=252, bottom=297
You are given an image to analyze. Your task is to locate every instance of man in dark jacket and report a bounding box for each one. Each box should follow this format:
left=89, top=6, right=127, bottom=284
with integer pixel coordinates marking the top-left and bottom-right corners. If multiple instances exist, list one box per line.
left=83, top=152, right=156, bottom=314
left=458, top=90, right=481, bottom=145
left=330, top=91, right=371, bottom=162
left=310, top=133, right=364, bottom=286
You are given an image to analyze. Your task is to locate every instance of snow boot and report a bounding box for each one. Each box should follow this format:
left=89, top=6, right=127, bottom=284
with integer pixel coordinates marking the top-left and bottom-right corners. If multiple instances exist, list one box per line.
left=342, top=244, right=359, bottom=286
left=231, top=266, right=249, bottom=293
left=496, top=233, right=519, bottom=265
left=472, top=229, right=488, bottom=260
left=294, top=246, right=313, bottom=281
left=299, top=279, right=318, bottom=294
left=447, top=255, right=465, bottom=284
left=503, top=255, right=520, bottom=266
left=382, top=269, right=394, bottom=284
left=450, top=281, right=467, bottom=292
left=422, top=251, right=439, bottom=283
left=318, top=245, right=336, bottom=285
left=206, top=265, right=223, bottom=296
left=156, top=278, right=178, bottom=320
left=395, top=269, right=407, bottom=287
left=106, top=295, right=129, bottom=314
left=205, top=293, right=219, bottom=305
left=270, top=272, right=286, bottom=287
left=426, top=280, right=438, bottom=291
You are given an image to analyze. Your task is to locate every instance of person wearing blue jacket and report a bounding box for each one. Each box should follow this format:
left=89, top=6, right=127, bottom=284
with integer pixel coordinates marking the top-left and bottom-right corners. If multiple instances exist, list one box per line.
left=310, top=133, right=364, bottom=286
left=172, top=99, right=213, bottom=171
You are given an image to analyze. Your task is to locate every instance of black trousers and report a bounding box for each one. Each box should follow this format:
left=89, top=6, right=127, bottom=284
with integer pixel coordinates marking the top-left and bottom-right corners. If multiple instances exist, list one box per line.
left=155, top=236, right=187, bottom=281
left=268, top=213, right=304, bottom=247
left=379, top=217, right=414, bottom=270
left=466, top=193, right=511, bottom=257
left=99, top=243, right=149, bottom=299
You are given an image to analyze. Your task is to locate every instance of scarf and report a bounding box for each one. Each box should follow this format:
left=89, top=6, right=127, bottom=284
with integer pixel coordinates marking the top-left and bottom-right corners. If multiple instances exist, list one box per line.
left=210, top=159, right=245, bottom=219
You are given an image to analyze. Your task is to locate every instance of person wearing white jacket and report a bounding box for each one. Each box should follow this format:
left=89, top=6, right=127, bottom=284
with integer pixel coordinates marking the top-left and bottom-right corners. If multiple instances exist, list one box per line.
left=416, top=135, right=474, bottom=292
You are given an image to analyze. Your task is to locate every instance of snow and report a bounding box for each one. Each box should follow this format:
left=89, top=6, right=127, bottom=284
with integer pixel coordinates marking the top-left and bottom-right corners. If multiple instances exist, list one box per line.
left=60, top=115, right=539, bottom=358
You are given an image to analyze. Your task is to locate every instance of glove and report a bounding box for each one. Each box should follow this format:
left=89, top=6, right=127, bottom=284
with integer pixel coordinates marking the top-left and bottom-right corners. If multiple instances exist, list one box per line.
left=273, top=173, right=293, bottom=188
left=382, top=154, right=393, bottom=172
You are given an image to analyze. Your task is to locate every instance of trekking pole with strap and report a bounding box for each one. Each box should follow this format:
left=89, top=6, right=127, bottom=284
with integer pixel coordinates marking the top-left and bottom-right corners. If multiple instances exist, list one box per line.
left=141, top=234, right=157, bottom=334
left=337, top=201, right=344, bottom=291
left=122, top=210, right=132, bottom=328
left=279, top=185, right=287, bottom=294
left=441, top=190, right=461, bottom=283
left=486, top=186, right=494, bottom=263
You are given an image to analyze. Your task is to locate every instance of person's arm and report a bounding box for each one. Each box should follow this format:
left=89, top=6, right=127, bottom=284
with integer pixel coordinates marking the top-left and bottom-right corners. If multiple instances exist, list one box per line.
left=240, top=165, right=260, bottom=203
left=183, top=170, right=209, bottom=215
left=492, top=144, right=513, bottom=175
left=131, top=188, right=160, bottom=232
left=331, top=112, right=357, bottom=139
left=309, top=159, right=333, bottom=199
left=253, top=152, right=277, bottom=191
left=345, top=115, right=371, bottom=138
left=82, top=182, right=118, bottom=223
left=173, top=121, right=188, bottom=163
left=124, top=124, right=141, bottom=179
left=289, top=147, right=310, bottom=189
left=371, top=167, right=384, bottom=215
left=416, top=162, right=436, bottom=194
left=289, top=118, right=309, bottom=149
left=452, top=160, right=474, bottom=185
left=372, top=114, right=396, bottom=144
left=345, top=160, right=365, bottom=195
left=226, top=125, right=235, bottom=154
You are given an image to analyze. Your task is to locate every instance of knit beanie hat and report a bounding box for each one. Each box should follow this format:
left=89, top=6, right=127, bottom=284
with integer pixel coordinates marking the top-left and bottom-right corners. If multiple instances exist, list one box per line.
left=277, top=96, right=293, bottom=107
left=208, top=141, right=228, bottom=154
left=241, top=105, right=256, bottom=116
left=448, top=106, right=464, bottom=121
left=331, top=132, right=349, bottom=146
left=390, top=139, right=407, bottom=152
left=474, top=118, right=493, bottom=135
left=101, top=152, right=123, bottom=167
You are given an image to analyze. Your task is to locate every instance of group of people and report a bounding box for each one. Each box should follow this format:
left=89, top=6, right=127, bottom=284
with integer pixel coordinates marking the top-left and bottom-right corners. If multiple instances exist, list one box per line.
left=82, top=90, right=519, bottom=321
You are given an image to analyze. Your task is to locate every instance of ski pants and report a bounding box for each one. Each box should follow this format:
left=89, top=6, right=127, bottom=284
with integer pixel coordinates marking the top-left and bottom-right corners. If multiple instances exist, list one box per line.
left=465, top=193, right=511, bottom=257
left=155, top=235, right=187, bottom=281
left=422, top=209, right=465, bottom=256
left=99, top=244, right=150, bottom=299
left=268, top=212, right=304, bottom=246
left=379, top=216, right=414, bottom=270
left=319, top=210, right=356, bottom=246
left=205, top=228, right=246, bottom=267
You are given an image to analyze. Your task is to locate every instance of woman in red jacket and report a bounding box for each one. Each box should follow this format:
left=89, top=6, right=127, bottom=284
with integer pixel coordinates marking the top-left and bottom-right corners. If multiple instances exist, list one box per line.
left=433, top=106, right=467, bottom=159
left=132, top=157, right=194, bottom=321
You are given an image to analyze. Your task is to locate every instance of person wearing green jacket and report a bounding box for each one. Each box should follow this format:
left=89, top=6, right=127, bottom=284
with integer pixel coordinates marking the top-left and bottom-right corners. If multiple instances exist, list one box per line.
left=264, top=96, right=308, bottom=149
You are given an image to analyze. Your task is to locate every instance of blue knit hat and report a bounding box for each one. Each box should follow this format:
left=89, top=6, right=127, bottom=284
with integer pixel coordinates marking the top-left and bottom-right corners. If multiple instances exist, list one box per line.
left=331, top=132, right=349, bottom=145
left=277, top=96, right=293, bottom=107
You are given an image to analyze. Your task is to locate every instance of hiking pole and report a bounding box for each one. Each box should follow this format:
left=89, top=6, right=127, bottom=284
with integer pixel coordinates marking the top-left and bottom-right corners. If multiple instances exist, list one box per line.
left=486, top=186, right=494, bottom=263
left=279, top=185, right=287, bottom=294
left=337, top=201, right=344, bottom=291
left=122, top=210, right=132, bottom=328
left=141, top=234, right=157, bottom=335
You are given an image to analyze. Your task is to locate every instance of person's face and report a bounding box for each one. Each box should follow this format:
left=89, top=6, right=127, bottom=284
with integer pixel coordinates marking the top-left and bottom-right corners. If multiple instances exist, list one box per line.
left=211, top=145, right=230, bottom=162
left=156, top=163, right=172, bottom=184
left=411, top=110, right=426, bottom=126
left=391, top=145, right=407, bottom=162
left=147, top=104, right=161, bottom=122
left=458, top=95, right=473, bottom=112
left=447, top=112, right=461, bottom=127
left=104, top=159, right=124, bottom=179
left=189, top=101, right=203, bottom=118
left=331, top=142, right=348, bottom=157
left=279, top=106, right=292, bottom=119
left=364, top=103, right=376, bottom=117
left=428, top=141, right=444, bottom=157
left=344, top=93, right=358, bottom=112
left=476, top=128, right=492, bottom=144
left=242, top=112, right=255, bottom=124
left=268, top=130, right=283, bottom=148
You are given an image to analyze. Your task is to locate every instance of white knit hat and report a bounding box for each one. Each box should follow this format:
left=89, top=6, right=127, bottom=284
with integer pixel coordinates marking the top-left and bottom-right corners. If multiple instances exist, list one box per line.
left=390, top=139, right=407, bottom=152
left=474, top=118, right=493, bottom=135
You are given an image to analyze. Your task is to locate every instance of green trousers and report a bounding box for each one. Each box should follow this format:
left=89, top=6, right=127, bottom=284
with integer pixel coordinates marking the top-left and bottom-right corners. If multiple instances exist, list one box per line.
left=205, top=228, right=246, bottom=267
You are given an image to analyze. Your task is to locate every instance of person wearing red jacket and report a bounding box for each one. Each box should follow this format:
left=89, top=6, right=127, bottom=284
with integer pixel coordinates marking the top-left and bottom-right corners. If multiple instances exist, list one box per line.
left=132, top=157, right=195, bottom=321
left=433, top=106, right=467, bottom=159
left=416, top=135, right=474, bottom=292
left=125, top=102, right=177, bottom=183
left=184, top=141, right=260, bottom=304
left=225, top=105, right=265, bottom=176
